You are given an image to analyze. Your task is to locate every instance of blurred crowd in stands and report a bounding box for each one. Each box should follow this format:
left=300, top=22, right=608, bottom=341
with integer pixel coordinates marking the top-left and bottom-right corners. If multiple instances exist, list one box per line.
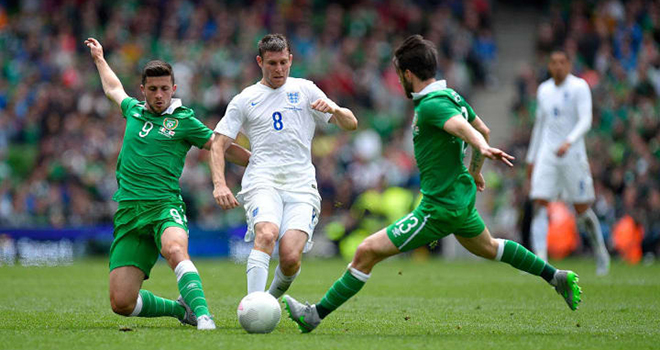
left=507, top=0, right=660, bottom=260
left=0, top=0, right=495, bottom=234
left=1, top=0, right=657, bottom=260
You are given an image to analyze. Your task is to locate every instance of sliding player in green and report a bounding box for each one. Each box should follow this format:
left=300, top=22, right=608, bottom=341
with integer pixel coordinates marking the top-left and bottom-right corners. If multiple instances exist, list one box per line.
left=284, top=35, right=582, bottom=333
left=85, top=38, right=250, bottom=330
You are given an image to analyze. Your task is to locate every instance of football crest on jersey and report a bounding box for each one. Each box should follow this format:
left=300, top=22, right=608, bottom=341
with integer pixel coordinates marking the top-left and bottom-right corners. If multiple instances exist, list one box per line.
left=286, top=91, right=300, bottom=104
left=163, top=118, right=179, bottom=130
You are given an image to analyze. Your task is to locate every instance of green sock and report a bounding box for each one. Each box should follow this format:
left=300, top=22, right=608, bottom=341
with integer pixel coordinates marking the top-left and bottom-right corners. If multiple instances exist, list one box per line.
left=316, top=269, right=367, bottom=319
left=178, top=272, right=210, bottom=317
left=499, top=239, right=556, bottom=283
left=137, top=289, right=185, bottom=319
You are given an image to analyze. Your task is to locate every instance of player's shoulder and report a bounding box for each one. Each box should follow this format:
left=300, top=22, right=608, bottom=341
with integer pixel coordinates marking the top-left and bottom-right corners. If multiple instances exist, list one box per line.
left=229, top=82, right=262, bottom=105
left=568, top=74, right=590, bottom=90
left=538, top=78, right=554, bottom=92
left=287, top=77, right=318, bottom=92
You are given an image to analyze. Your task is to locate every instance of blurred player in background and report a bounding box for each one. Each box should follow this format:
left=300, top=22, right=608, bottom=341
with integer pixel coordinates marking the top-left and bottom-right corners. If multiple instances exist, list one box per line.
left=283, top=35, right=583, bottom=333
left=85, top=38, right=250, bottom=330
left=209, top=34, right=358, bottom=298
left=526, top=50, right=610, bottom=275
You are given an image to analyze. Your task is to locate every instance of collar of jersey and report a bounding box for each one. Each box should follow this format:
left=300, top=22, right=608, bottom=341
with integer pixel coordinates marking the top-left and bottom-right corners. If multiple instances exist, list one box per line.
left=411, top=80, right=447, bottom=101
left=141, top=98, right=182, bottom=116
left=160, top=98, right=182, bottom=115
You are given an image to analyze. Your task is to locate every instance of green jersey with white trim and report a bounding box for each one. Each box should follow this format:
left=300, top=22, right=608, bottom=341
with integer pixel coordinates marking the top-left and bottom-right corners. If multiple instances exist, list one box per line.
left=113, top=97, right=213, bottom=202
left=412, top=88, right=477, bottom=209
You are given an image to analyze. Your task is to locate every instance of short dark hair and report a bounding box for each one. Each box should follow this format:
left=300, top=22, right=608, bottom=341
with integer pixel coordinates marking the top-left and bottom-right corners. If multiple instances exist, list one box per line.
left=141, top=60, right=174, bottom=85
left=550, top=48, right=570, bottom=60
left=258, top=34, right=291, bottom=58
left=393, top=35, right=438, bottom=80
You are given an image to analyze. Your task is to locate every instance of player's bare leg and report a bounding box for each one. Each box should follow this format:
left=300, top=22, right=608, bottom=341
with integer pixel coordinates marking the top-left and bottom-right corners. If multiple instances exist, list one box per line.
left=531, top=199, right=550, bottom=261
left=109, top=266, right=144, bottom=316
left=109, top=265, right=194, bottom=322
left=456, top=228, right=582, bottom=310
left=161, top=227, right=214, bottom=329
left=284, top=229, right=399, bottom=332
left=574, top=203, right=610, bottom=276
left=247, top=222, right=278, bottom=294
left=268, top=229, right=307, bottom=298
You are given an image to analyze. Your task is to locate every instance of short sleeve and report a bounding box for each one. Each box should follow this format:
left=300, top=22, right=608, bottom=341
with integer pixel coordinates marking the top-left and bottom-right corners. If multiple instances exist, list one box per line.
left=463, top=101, right=477, bottom=123
left=214, top=95, right=245, bottom=139
left=305, top=80, right=333, bottom=123
left=120, top=97, right=140, bottom=119
left=184, top=113, right=213, bottom=149
left=418, top=96, right=463, bottom=129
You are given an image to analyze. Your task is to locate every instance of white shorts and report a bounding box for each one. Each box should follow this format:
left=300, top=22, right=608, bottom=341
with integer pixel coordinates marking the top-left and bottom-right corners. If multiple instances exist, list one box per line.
left=530, top=152, right=595, bottom=203
left=238, top=187, right=321, bottom=253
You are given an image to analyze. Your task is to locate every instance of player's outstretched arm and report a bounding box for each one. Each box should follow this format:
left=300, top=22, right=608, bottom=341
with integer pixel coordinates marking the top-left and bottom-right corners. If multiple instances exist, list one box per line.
left=225, top=142, right=251, bottom=167
left=312, top=98, right=358, bottom=131
left=209, top=133, right=240, bottom=210
left=444, top=114, right=515, bottom=168
left=202, top=134, right=251, bottom=167
left=467, top=116, right=491, bottom=191
left=84, top=38, right=128, bottom=107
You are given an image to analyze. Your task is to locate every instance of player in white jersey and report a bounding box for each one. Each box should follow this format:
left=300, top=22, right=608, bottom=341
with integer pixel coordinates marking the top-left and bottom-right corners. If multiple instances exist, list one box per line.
left=526, top=50, right=610, bottom=275
left=209, top=34, right=358, bottom=297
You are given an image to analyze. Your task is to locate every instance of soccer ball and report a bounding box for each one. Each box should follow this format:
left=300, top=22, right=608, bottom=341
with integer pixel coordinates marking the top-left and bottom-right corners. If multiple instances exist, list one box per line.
left=237, top=291, right=281, bottom=333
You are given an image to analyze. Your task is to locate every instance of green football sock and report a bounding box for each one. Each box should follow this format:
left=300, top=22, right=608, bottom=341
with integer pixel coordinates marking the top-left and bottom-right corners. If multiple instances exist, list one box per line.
left=316, top=267, right=369, bottom=319
left=175, top=260, right=211, bottom=318
left=137, top=289, right=185, bottom=319
left=498, top=239, right=556, bottom=283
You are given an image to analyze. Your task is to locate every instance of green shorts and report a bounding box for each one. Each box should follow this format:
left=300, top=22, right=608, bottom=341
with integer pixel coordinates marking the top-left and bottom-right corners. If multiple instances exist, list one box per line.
left=386, top=197, right=485, bottom=252
left=109, top=200, right=188, bottom=278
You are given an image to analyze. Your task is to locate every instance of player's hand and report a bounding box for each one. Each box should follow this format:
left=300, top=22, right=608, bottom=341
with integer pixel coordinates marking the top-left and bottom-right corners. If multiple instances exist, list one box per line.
left=482, top=147, right=515, bottom=167
left=311, top=98, right=338, bottom=114
left=213, top=184, right=239, bottom=210
left=556, top=142, right=571, bottom=157
left=470, top=171, right=486, bottom=192
left=84, top=38, right=104, bottom=61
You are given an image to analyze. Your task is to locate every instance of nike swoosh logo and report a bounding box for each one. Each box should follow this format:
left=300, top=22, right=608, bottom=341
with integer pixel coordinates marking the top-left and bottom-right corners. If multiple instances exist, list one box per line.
left=250, top=102, right=259, bottom=106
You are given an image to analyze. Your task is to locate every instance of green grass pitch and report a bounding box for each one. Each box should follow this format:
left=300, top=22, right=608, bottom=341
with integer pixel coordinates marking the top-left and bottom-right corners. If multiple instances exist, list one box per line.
left=1, top=257, right=658, bottom=350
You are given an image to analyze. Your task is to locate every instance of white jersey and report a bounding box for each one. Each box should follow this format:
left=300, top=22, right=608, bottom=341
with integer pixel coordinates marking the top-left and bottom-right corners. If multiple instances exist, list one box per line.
left=526, top=74, right=592, bottom=163
left=215, top=77, right=332, bottom=196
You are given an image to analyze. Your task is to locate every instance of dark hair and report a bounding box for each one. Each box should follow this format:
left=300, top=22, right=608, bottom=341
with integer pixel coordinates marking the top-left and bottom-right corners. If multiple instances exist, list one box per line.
left=258, top=34, right=291, bottom=58
left=141, top=60, right=174, bottom=85
left=393, top=35, right=438, bottom=80
left=550, top=48, right=570, bottom=60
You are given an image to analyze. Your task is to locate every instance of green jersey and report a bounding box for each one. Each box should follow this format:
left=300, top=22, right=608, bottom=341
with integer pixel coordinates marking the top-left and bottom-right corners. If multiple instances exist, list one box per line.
left=412, top=84, right=477, bottom=209
left=113, top=97, right=213, bottom=202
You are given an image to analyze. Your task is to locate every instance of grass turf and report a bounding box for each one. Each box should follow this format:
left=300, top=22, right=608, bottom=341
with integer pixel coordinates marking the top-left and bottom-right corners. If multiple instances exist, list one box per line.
left=0, top=257, right=658, bottom=350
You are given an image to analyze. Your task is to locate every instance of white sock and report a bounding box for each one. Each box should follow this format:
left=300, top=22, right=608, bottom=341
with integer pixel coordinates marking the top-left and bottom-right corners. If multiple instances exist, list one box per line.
left=246, top=249, right=271, bottom=294
left=267, top=264, right=300, bottom=298
left=129, top=293, right=143, bottom=317
left=494, top=238, right=506, bottom=261
left=348, top=264, right=371, bottom=282
left=531, top=206, right=548, bottom=261
left=578, top=209, right=610, bottom=261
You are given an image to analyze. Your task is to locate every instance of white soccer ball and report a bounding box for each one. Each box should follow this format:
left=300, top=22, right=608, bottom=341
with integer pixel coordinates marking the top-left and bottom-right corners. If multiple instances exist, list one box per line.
left=237, top=291, right=281, bottom=333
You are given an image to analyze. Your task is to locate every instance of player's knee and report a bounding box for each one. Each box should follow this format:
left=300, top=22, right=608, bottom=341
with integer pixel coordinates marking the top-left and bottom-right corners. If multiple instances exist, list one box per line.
left=255, top=230, right=278, bottom=246
left=110, top=292, right=136, bottom=316
left=279, top=252, right=301, bottom=274
left=162, top=242, right=186, bottom=262
left=355, top=239, right=377, bottom=261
